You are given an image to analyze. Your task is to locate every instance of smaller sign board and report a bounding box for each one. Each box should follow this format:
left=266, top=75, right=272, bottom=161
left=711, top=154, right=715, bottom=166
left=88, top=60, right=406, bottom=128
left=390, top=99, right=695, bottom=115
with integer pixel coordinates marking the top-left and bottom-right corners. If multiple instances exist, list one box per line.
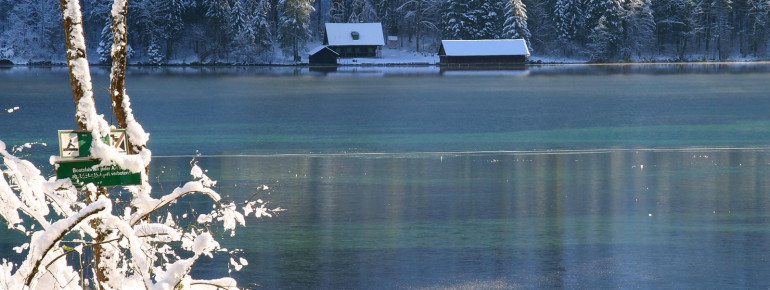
left=58, top=130, right=127, bottom=158
left=56, top=159, right=141, bottom=187
left=109, top=130, right=128, bottom=154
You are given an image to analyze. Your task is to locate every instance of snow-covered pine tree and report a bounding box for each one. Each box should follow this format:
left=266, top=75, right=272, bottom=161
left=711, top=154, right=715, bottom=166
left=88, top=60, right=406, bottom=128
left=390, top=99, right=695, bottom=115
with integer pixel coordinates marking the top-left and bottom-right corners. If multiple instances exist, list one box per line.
left=232, top=0, right=250, bottom=34
left=130, top=0, right=173, bottom=64
left=479, top=0, right=506, bottom=39
left=278, top=0, right=314, bottom=62
left=521, top=0, right=554, bottom=57
left=503, top=0, right=532, bottom=48
left=203, top=0, right=234, bottom=62
left=232, top=0, right=266, bottom=63
left=554, top=0, right=584, bottom=53
left=84, top=0, right=113, bottom=64
left=156, top=0, right=188, bottom=60
left=621, top=0, right=656, bottom=60
left=255, top=0, right=275, bottom=52
left=586, top=0, right=624, bottom=60
left=441, top=0, right=474, bottom=39
left=98, top=23, right=114, bottom=63
left=587, top=16, right=611, bottom=61
left=164, top=0, right=187, bottom=35
left=146, top=39, right=165, bottom=64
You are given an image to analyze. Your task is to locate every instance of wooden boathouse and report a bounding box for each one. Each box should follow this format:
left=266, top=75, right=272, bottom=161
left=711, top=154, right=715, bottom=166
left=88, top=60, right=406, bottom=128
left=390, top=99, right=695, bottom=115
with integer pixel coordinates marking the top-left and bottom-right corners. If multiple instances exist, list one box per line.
left=308, top=45, right=340, bottom=66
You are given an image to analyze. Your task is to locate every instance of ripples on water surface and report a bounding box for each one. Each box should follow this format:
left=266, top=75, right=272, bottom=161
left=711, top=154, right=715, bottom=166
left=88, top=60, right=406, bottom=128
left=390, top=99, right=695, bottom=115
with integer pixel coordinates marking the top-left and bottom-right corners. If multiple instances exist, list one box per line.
left=1, top=64, right=770, bottom=288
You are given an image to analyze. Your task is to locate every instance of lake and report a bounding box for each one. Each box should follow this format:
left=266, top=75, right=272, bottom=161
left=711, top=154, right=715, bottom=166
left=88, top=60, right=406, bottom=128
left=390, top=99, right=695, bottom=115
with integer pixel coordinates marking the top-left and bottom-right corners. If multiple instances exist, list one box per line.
left=1, top=64, right=770, bottom=288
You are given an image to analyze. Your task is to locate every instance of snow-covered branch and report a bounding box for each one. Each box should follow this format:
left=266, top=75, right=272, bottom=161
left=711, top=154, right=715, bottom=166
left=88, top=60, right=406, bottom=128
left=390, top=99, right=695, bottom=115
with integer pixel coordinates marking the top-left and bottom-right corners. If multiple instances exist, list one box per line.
left=0, top=140, right=80, bottom=232
left=17, top=198, right=110, bottom=288
left=130, top=180, right=220, bottom=226
left=0, top=1, right=281, bottom=289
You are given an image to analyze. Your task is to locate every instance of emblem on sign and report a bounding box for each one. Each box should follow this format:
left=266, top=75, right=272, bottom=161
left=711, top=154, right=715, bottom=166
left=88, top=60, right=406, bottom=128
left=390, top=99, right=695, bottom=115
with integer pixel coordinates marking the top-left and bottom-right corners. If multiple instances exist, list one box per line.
left=61, top=132, right=80, bottom=157
left=109, top=131, right=128, bottom=154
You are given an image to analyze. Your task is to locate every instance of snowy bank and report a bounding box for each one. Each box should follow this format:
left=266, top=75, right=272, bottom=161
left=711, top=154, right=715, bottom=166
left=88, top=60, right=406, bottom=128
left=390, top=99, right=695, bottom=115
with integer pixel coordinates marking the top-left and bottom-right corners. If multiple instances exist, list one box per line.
left=336, top=48, right=439, bottom=66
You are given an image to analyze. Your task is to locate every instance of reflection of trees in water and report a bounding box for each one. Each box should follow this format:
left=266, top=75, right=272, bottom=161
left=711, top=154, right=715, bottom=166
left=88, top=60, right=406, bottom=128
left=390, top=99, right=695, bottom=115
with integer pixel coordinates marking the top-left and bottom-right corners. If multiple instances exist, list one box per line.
left=161, top=151, right=770, bottom=288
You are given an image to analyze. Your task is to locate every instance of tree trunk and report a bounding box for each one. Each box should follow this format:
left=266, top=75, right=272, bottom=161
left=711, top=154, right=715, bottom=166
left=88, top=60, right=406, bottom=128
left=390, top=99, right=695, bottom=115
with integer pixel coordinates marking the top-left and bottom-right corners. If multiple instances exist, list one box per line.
left=59, top=1, right=112, bottom=289
left=110, top=0, right=134, bottom=152
left=317, top=0, right=323, bottom=40
left=59, top=0, right=91, bottom=130
left=294, top=36, right=299, bottom=62
left=93, top=2, right=132, bottom=289
left=415, top=0, right=422, bottom=52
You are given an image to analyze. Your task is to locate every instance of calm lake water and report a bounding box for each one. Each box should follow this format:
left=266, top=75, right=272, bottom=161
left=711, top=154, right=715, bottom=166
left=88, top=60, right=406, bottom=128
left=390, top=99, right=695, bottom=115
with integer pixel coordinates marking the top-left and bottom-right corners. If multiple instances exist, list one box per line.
left=1, top=64, right=770, bottom=288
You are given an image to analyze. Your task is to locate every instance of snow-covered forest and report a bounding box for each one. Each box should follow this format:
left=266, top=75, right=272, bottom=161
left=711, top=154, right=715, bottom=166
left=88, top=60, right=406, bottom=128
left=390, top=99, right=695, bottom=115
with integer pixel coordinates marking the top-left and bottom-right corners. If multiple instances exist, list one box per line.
left=0, top=0, right=768, bottom=64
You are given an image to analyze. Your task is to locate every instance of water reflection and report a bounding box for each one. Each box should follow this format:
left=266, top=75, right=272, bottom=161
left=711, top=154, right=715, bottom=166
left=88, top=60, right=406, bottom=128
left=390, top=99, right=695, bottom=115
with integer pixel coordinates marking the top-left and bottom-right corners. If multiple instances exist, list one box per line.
left=4, top=63, right=766, bottom=78
left=3, top=64, right=770, bottom=288
left=146, top=149, right=770, bottom=289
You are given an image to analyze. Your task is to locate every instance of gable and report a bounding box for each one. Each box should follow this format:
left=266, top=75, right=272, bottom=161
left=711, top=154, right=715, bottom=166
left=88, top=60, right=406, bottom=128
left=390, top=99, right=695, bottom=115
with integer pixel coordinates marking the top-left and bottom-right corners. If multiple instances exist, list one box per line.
left=309, top=45, right=339, bottom=56
left=325, top=23, right=385, bottom=46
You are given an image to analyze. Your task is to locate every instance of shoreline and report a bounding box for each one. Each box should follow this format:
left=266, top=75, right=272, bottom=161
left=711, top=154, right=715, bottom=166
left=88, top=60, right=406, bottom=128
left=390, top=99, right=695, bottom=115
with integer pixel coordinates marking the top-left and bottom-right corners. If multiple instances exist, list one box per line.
left=3, top=58, right=770, bottom=68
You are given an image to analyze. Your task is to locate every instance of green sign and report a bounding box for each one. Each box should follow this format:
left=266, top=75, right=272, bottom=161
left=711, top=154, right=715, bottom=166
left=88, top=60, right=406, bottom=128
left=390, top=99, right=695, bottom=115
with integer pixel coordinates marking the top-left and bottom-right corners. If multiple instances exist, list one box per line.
left=56, top=159, right=141, bottom=187
left=59, top=130, right=128, bottom=158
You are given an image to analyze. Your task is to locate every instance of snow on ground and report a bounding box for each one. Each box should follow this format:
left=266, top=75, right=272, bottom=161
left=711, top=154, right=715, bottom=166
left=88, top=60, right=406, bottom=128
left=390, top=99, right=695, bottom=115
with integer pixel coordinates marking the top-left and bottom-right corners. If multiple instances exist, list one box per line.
left=528, top=55, right=589, bottom=64
left=336, top=48, right=439, bottom=65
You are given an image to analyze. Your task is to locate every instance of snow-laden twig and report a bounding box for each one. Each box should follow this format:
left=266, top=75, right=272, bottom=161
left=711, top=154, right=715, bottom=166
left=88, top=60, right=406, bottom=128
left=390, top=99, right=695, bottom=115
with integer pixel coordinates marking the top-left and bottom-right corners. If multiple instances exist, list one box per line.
left=130, top=181, right=220, bottom=226
left=17, top=198, right=111, bottom=288
left=0, top=140, right=81, bottom=232
left=189, top=278, right=239, bottom=290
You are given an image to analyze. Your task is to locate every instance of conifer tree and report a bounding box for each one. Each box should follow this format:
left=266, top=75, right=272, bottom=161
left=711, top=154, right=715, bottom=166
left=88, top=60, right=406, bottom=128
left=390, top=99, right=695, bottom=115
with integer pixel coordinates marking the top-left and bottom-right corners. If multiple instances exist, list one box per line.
left=255, top=0, right=274, bottom=51
left=554, top=0, right=583, bottom=44
left=279, top=0, right=314, bottom=61
left=479, top=0, right=505, bottom=39
left=442, top=0, right=474, bottom=39
left=622, top=0, right=656, bottom=59
left=203, top=0, right=234, bottom=61
left=503, top=0, right=531, bottom=47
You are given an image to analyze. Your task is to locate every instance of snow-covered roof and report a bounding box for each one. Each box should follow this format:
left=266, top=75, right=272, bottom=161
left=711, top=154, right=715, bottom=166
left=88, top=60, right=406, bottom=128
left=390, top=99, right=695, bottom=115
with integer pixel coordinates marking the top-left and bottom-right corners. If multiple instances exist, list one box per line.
left=308, top=45, right=338, bottom=56
left=325, top=23, right=385, bottom=46
left=440, top=39, right=530, bottom=57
